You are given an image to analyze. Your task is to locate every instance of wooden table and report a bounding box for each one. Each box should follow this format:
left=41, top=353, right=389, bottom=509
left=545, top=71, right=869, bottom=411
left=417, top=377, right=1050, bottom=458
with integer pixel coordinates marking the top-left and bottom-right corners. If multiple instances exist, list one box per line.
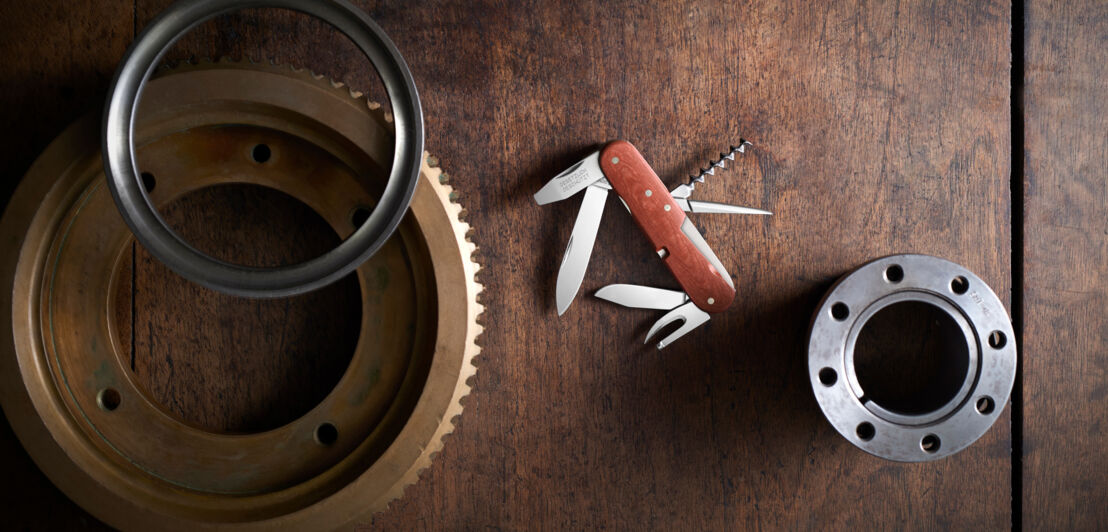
left=1, top=0, right=1104, bottom=529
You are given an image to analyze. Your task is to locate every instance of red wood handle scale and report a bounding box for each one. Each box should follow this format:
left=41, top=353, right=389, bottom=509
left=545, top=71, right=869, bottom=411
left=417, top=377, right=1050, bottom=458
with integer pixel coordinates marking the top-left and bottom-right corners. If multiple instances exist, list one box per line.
left=599, top=140, right=735, bottom=313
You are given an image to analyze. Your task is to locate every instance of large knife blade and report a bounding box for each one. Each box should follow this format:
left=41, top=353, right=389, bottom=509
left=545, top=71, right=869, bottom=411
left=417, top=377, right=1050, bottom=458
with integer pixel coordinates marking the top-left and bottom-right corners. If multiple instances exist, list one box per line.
left=534, top=152, right=604, bottom=205
left=555, top=184, right=608, bottom=315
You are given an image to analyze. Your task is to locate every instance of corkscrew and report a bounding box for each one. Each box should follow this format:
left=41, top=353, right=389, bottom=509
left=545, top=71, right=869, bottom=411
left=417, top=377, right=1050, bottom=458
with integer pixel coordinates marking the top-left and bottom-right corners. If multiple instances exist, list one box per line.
left=668, top=140, right=766, bottom=214
left=686, top=140, right=752, bottom=190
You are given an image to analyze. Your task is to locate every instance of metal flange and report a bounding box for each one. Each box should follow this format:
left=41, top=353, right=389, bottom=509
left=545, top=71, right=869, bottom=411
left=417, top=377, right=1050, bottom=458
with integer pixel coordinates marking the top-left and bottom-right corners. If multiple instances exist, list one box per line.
left=808, top=254, right=1017, bottom=462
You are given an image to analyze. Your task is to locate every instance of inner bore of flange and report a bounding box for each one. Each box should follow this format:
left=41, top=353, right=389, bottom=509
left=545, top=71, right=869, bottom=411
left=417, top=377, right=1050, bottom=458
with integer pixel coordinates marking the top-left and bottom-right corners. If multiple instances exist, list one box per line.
left=852, top=301, right=970, bottom=416
left=112, top=183, right=361, bottom=433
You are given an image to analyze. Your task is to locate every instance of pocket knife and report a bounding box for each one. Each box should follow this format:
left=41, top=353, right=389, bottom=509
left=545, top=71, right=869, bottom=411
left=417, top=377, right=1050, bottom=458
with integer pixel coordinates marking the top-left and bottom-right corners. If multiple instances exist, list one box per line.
left=534, top=140, right=771, bottom=348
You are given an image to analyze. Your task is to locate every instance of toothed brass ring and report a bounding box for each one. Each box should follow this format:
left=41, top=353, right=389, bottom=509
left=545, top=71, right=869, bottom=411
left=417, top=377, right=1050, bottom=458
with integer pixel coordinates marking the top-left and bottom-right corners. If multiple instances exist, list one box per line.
left=0, top=62, right=482, bottom=530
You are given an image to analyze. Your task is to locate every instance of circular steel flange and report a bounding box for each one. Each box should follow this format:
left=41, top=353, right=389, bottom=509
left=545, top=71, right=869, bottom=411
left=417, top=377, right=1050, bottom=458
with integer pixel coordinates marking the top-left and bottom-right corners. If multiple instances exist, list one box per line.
left=104, top=0, right=423, bottom=297
left=807, top=254, right=1017, bottom=462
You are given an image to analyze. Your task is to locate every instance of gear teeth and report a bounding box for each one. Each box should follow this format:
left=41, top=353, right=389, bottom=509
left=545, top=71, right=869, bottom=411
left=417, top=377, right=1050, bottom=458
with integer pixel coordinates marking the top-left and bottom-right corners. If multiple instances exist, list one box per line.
left=155, top=57, right=397, bottom=134
left=371, top=152, right=483, bottom=516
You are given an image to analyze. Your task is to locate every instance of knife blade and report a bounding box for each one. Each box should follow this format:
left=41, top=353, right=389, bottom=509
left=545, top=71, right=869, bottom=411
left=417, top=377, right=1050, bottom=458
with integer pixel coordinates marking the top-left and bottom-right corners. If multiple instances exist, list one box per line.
left=595, top=284, right=688, bottom=310
left=555, top=184, right=608, bottom=315
left=676, top=199, right=772, bottom=216
left=534, top=152, right=604, bottom=205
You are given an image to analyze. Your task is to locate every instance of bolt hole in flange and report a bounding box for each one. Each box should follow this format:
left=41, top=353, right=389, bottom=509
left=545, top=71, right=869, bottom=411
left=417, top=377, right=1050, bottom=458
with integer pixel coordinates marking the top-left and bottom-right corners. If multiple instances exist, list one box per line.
left=921, top=434, right=942, bottom=453
left=315, top=422, right=338, bottom=446
left=951, top=275, right=969, bottom=294
left=976, top=396, right=996, bottom=415
left=97, top=388, right=121, bottom=411
left=884, top=264, right=904, bottom=283
left=351, top=205, right=372, bottom=229
left=808, top=255, right=1018, bottom=462
left=989, top=330, right=1007, bottom=349
left=251, top=143, right=272, bottom=163
left=856, top=422, right=876, bottom=441
left=141, top=172, right=156, bottom=193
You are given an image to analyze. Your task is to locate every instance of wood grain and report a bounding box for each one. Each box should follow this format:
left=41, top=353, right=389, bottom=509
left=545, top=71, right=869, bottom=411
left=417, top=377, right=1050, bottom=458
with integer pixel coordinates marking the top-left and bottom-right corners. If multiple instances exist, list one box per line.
left=1021, top=1, right=1108, bottom=528
left=0, top=1, right=129, bottom=528
left=9, top=0, right=1105, bottom=529
left=113, top=183, right=362, bottom=434
left=364, top=1, right=1013, bottom=529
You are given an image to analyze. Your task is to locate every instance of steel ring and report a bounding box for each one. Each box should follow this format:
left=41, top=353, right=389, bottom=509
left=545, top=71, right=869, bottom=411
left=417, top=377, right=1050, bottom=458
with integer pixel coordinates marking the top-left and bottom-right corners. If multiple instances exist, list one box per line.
left=807, top=254, right=1017, bottom=461
left=102, top=0, right=423, bottom=297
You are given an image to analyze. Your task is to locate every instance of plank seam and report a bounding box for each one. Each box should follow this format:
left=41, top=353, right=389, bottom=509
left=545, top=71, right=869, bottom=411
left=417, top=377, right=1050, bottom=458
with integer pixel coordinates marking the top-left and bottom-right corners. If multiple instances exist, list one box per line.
left=1010, top=0, right=1026, bottom=530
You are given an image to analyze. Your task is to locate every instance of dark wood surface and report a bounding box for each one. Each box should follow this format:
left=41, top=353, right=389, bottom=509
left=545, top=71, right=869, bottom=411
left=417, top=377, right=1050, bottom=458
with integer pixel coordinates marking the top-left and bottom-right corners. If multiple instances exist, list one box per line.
left=0, top=2, right=131, bottom=528
left=0, top=0, right=1103, bottom=529
left=114, top=184, right=363, bottom=434
left=1021, top=1, right=1108, bottom=529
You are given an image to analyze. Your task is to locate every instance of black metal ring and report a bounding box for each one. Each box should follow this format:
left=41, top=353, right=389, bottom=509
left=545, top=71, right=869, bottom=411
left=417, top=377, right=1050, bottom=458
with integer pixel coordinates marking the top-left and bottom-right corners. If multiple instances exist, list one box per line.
left=102, top=0, right=423, bottom=297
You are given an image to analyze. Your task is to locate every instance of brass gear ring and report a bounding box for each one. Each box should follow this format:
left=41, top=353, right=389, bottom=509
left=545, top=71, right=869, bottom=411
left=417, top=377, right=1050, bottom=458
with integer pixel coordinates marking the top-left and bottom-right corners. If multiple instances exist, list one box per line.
left=0, top=61, right=482, bottom=529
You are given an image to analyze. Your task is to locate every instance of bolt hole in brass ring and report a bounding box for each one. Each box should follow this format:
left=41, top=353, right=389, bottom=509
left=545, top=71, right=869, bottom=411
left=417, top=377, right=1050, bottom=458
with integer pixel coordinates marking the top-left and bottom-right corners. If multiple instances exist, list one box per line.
left=0, top=60, right=482, bottom=529
left=103, top=0, right=424, bottom=297
left=808, top=254, right=1017, bottom=461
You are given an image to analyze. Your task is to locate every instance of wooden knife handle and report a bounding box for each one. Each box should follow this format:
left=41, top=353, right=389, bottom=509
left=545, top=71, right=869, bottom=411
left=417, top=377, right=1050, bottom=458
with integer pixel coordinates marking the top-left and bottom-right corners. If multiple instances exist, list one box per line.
left=599, top=140, right=735, bottom=313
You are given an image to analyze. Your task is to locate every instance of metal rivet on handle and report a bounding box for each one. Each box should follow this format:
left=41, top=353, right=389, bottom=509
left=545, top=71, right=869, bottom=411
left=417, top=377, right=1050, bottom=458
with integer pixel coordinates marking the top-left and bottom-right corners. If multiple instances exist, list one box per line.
left=645, top=190, right=653, bottom=197
left=611, top=157, right=620, bottom=164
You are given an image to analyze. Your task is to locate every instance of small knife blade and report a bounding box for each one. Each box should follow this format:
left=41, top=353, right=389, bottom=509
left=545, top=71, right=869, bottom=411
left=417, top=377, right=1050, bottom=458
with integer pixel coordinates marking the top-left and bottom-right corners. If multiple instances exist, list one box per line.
left=675, top=199, right=772, bottom=215
left=555, top=184, right=608, bottom=315
left=595, top=284, right=688, bottom=310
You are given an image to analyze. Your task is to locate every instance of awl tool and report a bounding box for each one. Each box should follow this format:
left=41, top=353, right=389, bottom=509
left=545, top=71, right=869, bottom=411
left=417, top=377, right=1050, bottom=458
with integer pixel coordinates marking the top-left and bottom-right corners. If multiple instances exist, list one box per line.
left=534, top=140, right=771, bottom=348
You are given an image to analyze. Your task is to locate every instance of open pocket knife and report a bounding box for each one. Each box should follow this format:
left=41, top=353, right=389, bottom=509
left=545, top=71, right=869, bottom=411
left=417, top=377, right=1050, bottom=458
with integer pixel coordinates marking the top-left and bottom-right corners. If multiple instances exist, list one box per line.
left=534, top=140, right=771, bottom=348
